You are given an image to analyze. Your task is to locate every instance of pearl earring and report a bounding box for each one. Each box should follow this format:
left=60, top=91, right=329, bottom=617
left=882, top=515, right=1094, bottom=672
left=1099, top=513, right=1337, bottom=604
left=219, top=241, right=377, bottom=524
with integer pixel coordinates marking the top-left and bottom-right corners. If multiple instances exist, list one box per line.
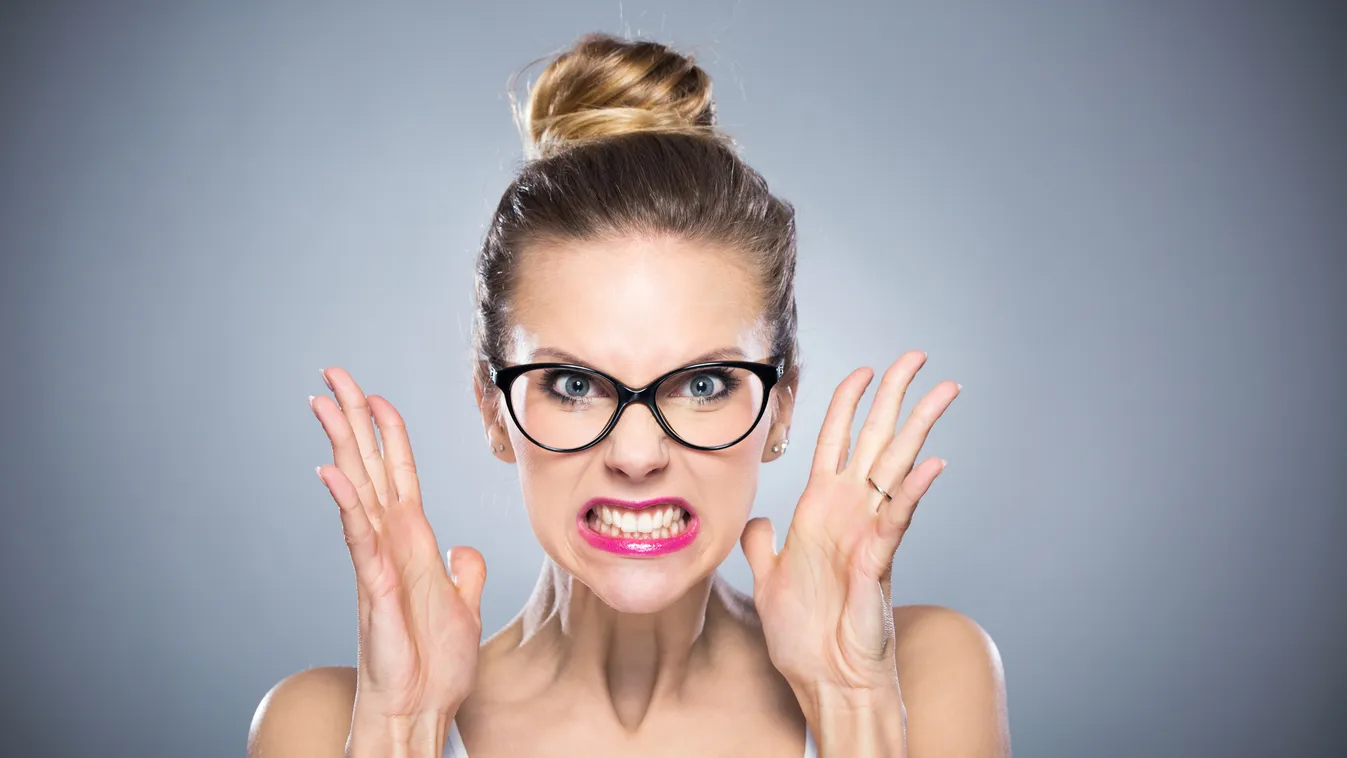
left=493, top=443, right=505, bottom=452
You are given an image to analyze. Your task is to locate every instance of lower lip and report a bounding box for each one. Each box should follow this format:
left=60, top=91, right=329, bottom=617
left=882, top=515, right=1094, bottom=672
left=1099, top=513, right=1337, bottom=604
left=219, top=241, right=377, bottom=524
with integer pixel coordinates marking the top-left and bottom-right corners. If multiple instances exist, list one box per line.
left=576, top=510, right=699, bottom=557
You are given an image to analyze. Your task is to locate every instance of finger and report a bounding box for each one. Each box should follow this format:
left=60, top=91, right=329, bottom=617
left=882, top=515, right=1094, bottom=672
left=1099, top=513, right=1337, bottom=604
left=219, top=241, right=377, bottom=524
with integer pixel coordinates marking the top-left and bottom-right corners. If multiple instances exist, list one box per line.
left=810, top=368, right=874, bottom=479
left=739, top=517, right=778, bottom=589
left=317, top=464, right=390, bottom=598
left=447, top=546, right=487, bottom=620
left=311, top=392, right=384, bottom=526
left=321, top=367, right=394, bottom=512
left=865, top=380, right=960, bottom=508
left=368, top=395, right=420, bottom=508
left=849, top=352, right=925, bottom=477
left=866, top=457, right=946, bottom=576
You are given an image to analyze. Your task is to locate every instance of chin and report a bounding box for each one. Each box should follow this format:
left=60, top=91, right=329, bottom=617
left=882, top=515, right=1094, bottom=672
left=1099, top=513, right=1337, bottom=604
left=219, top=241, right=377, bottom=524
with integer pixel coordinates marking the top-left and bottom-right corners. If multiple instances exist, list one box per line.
left=582, top=564, right=698, bottom=614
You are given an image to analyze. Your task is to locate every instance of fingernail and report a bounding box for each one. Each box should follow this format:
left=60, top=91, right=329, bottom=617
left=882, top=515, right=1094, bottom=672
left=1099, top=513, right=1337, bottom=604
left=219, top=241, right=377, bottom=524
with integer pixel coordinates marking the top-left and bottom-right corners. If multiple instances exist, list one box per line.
left=308, top=394, right=317, bottom=411
left=320, top=368, right=334, bottom=391
left=314, top=465, right=324, bottom=482
left=922, top=351, right=928, bottom=359
left=940, top=458, right=948, bottom=470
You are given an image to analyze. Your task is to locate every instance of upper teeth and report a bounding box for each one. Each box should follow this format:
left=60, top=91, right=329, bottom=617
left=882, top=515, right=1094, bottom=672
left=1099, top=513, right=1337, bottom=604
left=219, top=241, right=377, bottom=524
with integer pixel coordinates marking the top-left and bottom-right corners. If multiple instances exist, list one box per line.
left=596, top=504, right=687, bottom=534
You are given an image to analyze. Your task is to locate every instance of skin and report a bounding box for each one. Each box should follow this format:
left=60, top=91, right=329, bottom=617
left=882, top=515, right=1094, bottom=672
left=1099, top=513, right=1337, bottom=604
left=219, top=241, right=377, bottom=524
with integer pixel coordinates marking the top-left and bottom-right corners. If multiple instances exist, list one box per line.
left=248, top=235, right=1011, bottom=757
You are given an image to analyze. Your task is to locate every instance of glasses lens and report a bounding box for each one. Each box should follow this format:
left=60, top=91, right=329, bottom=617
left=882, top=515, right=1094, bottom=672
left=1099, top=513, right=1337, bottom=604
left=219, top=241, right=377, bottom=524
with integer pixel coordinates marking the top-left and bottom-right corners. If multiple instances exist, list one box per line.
left=507, top=365, right=768, bottom=450
left=655, top=366, right=766, bottom=448
left=508, top=367, right=619, bottom=450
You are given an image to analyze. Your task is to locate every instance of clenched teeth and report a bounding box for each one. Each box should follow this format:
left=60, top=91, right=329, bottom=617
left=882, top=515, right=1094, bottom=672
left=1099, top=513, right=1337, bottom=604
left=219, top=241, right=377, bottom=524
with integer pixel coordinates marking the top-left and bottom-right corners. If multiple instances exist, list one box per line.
left=587, top=504, right=689, bottom=539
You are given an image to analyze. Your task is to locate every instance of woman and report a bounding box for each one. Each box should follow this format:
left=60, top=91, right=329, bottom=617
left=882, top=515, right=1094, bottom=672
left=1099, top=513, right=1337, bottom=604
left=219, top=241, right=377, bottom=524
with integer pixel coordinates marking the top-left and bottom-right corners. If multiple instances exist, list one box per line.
left=249, top=32, right=1010, bottom=758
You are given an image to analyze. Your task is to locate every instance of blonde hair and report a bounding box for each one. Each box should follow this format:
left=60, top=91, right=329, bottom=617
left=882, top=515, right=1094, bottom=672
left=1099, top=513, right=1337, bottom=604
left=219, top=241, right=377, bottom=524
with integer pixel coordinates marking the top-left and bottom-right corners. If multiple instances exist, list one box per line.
left=511, top=33, right=731, bottom=161
left=475, top=32, right=800, bottom=393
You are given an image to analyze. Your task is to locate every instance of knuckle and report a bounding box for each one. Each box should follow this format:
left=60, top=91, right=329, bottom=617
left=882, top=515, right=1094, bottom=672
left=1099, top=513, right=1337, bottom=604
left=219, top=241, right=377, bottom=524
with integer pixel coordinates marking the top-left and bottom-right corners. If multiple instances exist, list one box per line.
left=328, top=423, right=357, bottom=446
left=346, top=464, right=375, bottom=491
left=875, top=445, right=904, bottom=470
left=911, top=401, right=939, bottom=426
left=342, top=525, right=368, bottom=550
left=365, top=566, right=399, bottom=601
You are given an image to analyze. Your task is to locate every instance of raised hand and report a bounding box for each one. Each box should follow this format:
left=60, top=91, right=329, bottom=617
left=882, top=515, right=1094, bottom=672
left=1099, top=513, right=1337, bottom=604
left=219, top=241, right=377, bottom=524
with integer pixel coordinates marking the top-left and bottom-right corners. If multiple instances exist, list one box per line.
left=310, top=367, right=485, bottom=726
left=740, top=351, right=959, bottom=700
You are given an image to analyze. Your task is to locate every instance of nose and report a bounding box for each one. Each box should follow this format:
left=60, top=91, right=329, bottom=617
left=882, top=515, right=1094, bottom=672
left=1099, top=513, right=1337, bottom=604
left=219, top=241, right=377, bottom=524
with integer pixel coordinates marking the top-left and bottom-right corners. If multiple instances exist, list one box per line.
left=603, top=402, right=669, bottom=481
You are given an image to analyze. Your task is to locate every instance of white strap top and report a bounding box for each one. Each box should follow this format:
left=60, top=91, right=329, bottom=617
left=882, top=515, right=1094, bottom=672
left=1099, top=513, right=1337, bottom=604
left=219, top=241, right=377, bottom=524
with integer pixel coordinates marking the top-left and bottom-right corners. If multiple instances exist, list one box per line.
left=443, top=720, right=819, bottom=757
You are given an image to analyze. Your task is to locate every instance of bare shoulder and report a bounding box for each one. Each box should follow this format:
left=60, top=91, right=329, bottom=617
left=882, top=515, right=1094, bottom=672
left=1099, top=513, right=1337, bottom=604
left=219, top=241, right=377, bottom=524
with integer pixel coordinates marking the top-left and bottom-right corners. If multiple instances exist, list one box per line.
left=247, top=665, right=357, bottom=758
left=892, top=604, right=1011, bottom=756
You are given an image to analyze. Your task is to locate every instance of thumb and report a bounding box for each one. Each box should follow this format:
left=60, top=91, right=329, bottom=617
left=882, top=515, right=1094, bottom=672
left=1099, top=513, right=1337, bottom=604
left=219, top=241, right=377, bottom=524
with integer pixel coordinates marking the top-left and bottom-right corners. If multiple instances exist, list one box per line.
left=739, top=517, right=778, bottom=589
left=446, top=546, right=487, bottom=620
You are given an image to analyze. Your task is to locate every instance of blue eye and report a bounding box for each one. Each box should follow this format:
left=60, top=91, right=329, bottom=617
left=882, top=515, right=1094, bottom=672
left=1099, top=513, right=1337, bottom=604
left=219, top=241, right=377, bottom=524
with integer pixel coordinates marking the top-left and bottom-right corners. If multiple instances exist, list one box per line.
left=663, top=368, right=741, bottom=405
left=543, top=371, right=597, bottom=399
left=685, top=373, right=722, bottom=397
left=559, top=374, right=590, bottom=397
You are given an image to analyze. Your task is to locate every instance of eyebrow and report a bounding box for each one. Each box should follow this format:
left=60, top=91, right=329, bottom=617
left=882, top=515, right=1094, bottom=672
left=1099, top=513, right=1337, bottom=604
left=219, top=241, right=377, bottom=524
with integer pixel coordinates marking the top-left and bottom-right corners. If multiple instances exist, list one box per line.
left=529, top=346, right=749, bottom=367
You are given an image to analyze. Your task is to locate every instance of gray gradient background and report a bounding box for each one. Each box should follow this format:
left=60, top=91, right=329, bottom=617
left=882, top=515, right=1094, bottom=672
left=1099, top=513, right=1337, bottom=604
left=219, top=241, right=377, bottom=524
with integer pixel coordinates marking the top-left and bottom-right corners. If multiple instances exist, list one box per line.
left=2, top=2, right=1343, bottom=756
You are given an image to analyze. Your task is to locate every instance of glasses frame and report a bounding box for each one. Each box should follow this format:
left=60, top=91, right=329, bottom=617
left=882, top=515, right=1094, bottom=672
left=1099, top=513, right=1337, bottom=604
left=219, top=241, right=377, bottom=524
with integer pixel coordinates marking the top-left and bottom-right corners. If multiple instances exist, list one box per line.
left=489, top=357, right=785, bottom=453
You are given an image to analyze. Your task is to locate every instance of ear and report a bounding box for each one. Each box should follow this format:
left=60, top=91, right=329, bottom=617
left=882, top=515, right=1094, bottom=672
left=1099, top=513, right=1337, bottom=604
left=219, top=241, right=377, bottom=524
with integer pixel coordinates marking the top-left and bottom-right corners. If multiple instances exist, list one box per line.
left=761, top=365, right=799, bottom=463
left=474, top=364, right=517, bottom=463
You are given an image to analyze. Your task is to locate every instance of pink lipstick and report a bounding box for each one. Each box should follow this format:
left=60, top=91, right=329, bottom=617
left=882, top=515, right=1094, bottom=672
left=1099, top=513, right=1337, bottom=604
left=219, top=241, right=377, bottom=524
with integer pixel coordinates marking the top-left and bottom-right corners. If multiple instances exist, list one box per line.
left=577, top=497, right=698, bottom=557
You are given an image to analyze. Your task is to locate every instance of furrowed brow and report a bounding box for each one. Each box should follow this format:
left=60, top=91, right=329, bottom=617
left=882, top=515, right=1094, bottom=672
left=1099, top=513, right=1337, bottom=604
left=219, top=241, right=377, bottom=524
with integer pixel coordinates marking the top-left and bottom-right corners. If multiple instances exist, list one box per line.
left=683, top=347, right=748, bottom=364
left=528, top=346, right=748, bottom=368
left=528, top=347, right=590, bottom=365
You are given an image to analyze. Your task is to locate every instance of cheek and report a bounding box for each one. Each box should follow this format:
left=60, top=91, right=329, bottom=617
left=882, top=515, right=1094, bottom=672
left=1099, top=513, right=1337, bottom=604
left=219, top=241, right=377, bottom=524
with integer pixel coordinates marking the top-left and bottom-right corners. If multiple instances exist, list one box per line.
left=512, top=454, right=586, bottom=554
left=512, top=445, right=577, bottom=510
left=690, top=436, right=765, bottom=515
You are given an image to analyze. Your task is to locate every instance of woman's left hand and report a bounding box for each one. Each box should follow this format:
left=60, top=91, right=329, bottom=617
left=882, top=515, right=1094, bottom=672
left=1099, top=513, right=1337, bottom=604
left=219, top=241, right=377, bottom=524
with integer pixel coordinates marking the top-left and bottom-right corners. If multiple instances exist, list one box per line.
left=741, top=350, right=960, bottom=702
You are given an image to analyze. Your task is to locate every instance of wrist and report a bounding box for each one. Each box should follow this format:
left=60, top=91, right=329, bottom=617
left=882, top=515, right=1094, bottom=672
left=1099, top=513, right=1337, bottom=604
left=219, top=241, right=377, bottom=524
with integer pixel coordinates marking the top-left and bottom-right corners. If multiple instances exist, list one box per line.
left=788, top=667, right=901, bottom=719
left=347, top=706, right=455, bottom=758
left=793, top=680, right=907, bottom=758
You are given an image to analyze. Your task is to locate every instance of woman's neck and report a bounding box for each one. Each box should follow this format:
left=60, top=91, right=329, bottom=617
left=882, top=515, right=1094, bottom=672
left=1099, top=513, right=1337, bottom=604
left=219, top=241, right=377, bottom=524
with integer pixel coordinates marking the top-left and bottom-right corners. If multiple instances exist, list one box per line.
left=504, top=556, right=740, bottom=729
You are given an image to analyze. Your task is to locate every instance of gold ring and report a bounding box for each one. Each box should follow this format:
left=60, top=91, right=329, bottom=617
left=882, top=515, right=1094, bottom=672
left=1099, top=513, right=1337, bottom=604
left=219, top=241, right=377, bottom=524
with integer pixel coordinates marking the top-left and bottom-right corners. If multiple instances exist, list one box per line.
left=867, top=476, right=894, bottom=504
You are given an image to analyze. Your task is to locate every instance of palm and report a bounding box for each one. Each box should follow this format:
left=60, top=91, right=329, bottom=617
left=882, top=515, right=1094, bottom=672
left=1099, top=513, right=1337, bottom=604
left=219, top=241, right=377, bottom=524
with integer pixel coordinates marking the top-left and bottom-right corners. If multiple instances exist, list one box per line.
left=356, top=500, right=481, bottom=714
left=741, top=352, right=960, bottom=692
left=312, top=366, right=487, bottom=718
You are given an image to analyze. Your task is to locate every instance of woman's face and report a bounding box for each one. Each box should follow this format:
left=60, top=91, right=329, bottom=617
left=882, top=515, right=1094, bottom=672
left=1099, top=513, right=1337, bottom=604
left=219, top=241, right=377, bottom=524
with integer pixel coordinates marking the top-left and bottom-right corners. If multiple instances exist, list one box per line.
left=476, top=235, right=795, bottom=614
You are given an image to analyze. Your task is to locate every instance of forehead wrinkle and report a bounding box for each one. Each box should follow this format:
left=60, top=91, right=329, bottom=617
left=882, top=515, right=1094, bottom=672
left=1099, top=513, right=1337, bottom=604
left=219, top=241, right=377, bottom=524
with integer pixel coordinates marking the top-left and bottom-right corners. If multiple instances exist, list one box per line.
left=507, top=236, right=769, bottom=384
left=531, top=345, right=751, bottom=370
left=505, top=327, right=770, bottom=388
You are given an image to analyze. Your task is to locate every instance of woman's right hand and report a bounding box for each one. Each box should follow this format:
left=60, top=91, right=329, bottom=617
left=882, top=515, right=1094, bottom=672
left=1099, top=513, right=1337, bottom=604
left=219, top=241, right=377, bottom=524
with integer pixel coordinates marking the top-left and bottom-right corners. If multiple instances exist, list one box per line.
left=310, top=366, right=486, bottom=728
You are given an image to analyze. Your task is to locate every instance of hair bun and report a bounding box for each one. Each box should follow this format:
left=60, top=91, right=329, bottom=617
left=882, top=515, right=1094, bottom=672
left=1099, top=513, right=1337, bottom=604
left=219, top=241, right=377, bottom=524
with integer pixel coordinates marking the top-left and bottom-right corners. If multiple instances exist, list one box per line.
left=511, top=32, right=729, bottom=160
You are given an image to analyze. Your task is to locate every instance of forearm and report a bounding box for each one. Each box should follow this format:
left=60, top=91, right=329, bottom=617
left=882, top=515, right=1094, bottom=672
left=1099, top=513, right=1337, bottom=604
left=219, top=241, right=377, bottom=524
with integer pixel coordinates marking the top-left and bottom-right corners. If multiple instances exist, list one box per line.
left=798, top=682, right=908, bottom=758
left=347, top=707, right=453, bottom=758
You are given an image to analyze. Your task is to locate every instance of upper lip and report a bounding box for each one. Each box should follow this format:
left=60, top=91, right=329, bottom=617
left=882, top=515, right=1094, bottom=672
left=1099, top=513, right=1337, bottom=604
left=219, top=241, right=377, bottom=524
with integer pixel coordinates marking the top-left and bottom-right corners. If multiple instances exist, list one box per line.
left=581, top=496, right=694, bottom=518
